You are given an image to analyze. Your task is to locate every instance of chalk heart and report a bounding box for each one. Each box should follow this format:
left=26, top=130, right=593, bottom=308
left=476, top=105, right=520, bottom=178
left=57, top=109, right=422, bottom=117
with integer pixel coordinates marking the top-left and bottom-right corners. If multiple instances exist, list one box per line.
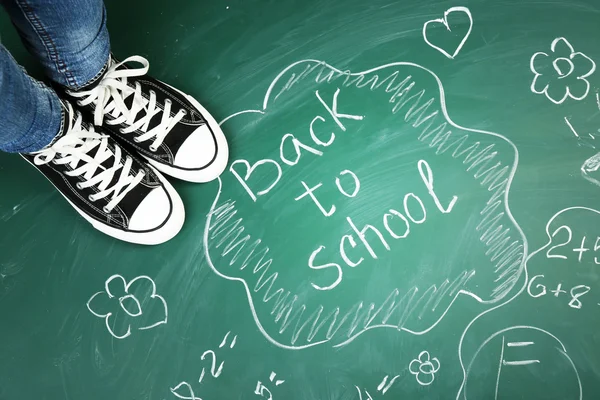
left=205, top=60, right=525, bottom=350
left=423, top=6, right=473, bottom=59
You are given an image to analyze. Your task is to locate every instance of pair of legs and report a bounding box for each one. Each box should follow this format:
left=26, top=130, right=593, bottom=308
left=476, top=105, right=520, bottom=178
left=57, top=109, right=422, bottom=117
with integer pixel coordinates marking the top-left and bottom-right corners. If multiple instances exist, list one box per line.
left=0, top=1, right=229, bottom=245
left=0, top=0, right=109, bottom=153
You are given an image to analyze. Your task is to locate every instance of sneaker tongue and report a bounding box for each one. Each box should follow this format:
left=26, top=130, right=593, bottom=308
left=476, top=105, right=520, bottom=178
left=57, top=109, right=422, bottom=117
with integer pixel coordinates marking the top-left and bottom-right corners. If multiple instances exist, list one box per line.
left=101, top=57, right=173, bottom=141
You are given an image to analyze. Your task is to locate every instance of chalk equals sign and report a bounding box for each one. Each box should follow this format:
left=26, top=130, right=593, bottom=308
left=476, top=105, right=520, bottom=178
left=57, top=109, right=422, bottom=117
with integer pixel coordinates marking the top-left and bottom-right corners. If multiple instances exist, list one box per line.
left=503, top=341, right=539, bottom=366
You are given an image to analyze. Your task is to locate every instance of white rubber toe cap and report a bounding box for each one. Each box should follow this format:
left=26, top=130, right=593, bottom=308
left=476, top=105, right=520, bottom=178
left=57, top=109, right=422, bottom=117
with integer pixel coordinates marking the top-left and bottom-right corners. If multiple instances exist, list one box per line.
left=174, top=125, right=217, bottom=169
left=143, top=87, right=229, bottom=183
left=117, top=170, right=185, bottom=245
left=129, top=187, right=172, bottom=231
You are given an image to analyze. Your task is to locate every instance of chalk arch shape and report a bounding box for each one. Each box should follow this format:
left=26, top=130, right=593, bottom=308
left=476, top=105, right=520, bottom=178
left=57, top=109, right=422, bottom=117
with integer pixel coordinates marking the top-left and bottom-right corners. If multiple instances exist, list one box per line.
left=204, top=60, right=527, bottom=350
left=455, top=206, right=600, bottom=400
left=459, top=326, right=582, bottom=400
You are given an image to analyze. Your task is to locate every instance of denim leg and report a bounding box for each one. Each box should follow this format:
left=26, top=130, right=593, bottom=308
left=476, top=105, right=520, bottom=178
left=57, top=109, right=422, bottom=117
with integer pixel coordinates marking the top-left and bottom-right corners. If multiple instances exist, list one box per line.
left=1, top=0, right=110, bottom=89
left=0, top=45, right=63, bottom=153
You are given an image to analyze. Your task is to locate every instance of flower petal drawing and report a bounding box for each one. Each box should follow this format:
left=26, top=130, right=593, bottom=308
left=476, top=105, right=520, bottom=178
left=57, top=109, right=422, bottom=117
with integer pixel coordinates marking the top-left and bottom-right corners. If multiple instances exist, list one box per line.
left=409, top=351, right=441, bottom=386
left=430, top=357, right=440, bottom=371
left=416, top=372, right=436, bottom=386
left=552, top=57, right=574, bottom=78
left=544, top=80, right=571, bottom=105
left=126, top=275, right=168, bottom=330
left=420, top=361, right=435, bottom=374
left=409, top=359, right=421, bottom=375
left=105, top=312, right=132, bottom=339
left=86, top=291, right=110, bottom=318
left=551, top=37, right=575, bottom=54
left=530, top=52, right=549, bottom=95
left=571, top=52, right=596, bottom=79
left=119, top=294, right=143, bottom=317
left=529, top=37, right=596, bottom=105
left=105, top=274, right=128, bottom=298
left=566, top=79, right=590, bottom=102
left=138, top=293, right=168, bottom=330
left=86, top=275, right=168, bottom=339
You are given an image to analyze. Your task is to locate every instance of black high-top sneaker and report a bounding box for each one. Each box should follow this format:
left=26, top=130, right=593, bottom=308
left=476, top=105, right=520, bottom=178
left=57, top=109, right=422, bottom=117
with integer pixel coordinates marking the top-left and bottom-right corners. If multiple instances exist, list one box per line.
left=21, top=101, right=185, bottom=245
left=65, top=55, right=228, bottom=183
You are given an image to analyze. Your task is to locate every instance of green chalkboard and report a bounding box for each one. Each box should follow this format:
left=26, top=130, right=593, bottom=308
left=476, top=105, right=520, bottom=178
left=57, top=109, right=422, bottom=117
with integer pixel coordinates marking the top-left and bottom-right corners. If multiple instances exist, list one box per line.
left=1, top=0, right=600, bottom=399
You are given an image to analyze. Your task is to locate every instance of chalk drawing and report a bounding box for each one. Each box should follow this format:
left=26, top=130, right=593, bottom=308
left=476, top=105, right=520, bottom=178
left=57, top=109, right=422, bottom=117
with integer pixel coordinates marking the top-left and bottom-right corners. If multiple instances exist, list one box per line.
left=204, top=59, right=526, bottom=352
left=409, top=351, right=441, bottom=386
left=564, top=117, right=580, bottom=138
left=377, top=375, right=400, bottom=394
left=456, top=207, right=597, bottom=399
left=219, top=110, right=265, bottom=126
left=255, top=371, right=285, bottom=400
left=423, top=6, right=473, bottom=59
left=355, top=374, right=400, bottom=399
left=355, top=386, right=374, bottom=400
left=169, top=331, right=238, bottom=399
left=198, top=331, right=237, bottom=383
left=170, top=382, right=201, bottom=400
left=526, top=206, right=600, bottom=262
left=459, top=326, right=581, bottom=400
left=581, top=152, right=600, bottom=187
left=86, top=274, right=167, bottom=339
left=528, top=275, right=592, bottom=309
left=530, top=37, right=596, bottom=105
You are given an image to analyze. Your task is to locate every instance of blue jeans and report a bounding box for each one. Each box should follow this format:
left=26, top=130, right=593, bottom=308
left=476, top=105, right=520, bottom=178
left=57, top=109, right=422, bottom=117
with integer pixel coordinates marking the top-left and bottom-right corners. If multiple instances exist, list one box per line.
left=0, top=0, right=110, bottom=153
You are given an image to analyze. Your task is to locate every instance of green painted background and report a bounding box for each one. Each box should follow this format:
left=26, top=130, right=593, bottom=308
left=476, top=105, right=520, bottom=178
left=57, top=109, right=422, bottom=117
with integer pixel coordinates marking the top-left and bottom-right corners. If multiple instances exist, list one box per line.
left=1, top=0, right=600, bottom=399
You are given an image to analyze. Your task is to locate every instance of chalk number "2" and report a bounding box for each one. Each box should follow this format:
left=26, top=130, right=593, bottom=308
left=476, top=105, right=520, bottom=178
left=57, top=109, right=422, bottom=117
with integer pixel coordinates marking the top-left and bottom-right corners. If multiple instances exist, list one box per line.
left=545, top=225, right=600, bottom=264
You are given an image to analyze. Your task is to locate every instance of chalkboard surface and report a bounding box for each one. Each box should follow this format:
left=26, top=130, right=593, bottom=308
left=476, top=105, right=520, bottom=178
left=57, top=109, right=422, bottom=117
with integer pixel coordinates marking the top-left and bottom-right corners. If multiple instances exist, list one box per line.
left=1, top=0, right=600, bottom=399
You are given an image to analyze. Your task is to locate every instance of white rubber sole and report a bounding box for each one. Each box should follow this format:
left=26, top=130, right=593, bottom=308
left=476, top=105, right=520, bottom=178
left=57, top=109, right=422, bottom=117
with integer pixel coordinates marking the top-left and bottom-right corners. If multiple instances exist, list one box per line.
left=23, top=157, right=185, bottom=246
left=144, top=85, right=229, bottom=183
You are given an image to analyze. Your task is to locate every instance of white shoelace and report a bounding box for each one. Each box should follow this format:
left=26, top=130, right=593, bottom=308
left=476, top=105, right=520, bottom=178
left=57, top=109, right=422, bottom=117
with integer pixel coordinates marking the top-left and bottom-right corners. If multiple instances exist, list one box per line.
left=33, top=104, right=145, bottom=213
left=68, top=56, right=187, bottom=152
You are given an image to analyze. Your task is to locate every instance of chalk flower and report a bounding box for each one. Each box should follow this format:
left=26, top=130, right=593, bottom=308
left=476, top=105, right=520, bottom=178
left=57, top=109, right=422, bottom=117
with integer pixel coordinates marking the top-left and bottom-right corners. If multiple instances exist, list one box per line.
left=530, top=37, right=596, bottom=105
left=86, top=274, right=168, bottom=339
left=409, top=350, right=441, bottom=386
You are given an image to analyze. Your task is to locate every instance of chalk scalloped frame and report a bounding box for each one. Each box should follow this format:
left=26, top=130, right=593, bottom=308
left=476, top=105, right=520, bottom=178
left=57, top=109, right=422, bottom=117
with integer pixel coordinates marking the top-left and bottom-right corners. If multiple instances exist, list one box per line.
left=206, top=59, right=528, bottom=354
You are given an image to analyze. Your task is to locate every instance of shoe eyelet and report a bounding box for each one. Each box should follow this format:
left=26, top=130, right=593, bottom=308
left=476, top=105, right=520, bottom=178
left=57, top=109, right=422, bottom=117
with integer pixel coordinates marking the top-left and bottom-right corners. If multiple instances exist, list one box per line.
left=165, top=99, right=172, bottom=106
left=102, top=206, right=110, bottom=213
left=149, top=145, right=158, bottom=152
left=181, top=110, right=187, bottom=116
left=133, top=137, right=141, bottom=143
left=76, top=182, right=83, bottom=189
left=149, top=89, right=156, bottom=97
left=88, top=195, right=95, bottom=202
left=77, top=100, right=84, bottom=106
